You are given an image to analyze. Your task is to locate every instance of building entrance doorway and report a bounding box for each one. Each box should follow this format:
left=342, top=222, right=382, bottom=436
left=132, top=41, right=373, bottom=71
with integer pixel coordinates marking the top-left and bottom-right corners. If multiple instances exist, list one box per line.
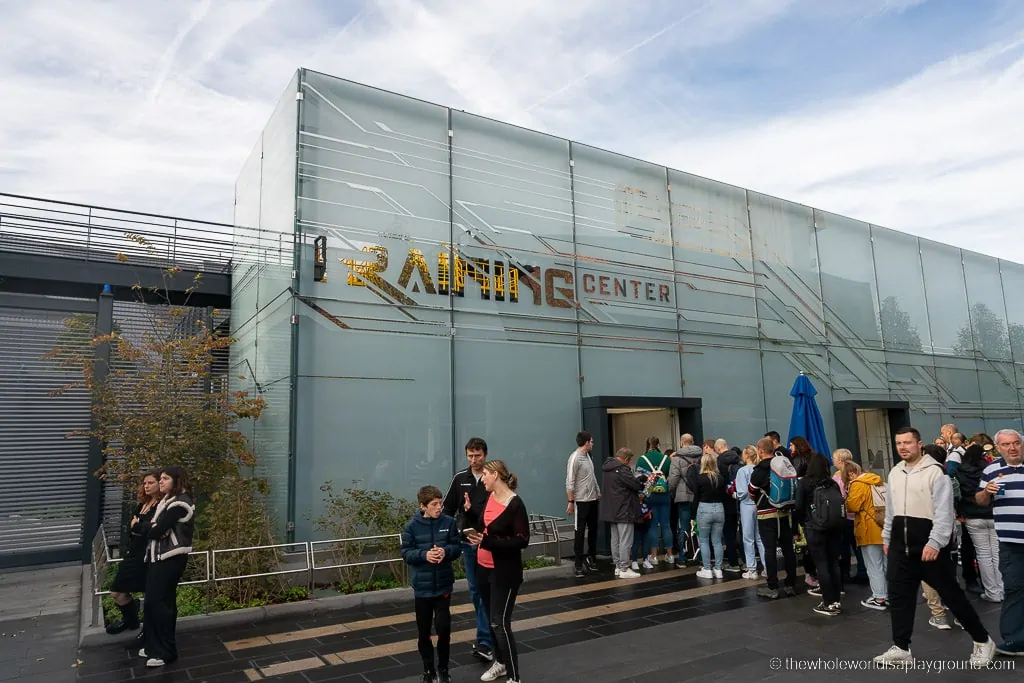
left=609, top=408, right=678, bottom=461
left=834, top=400, right=910, bottom=483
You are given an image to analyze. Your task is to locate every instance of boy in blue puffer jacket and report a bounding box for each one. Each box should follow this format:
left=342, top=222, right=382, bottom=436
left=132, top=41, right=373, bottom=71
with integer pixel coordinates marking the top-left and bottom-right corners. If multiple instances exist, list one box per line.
left=401, top=486, right=462, bottom=683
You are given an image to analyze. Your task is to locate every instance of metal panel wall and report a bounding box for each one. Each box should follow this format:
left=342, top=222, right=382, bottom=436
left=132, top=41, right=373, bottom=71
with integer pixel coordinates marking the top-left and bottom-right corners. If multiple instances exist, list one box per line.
left=0, top=307, right=93, bottom=563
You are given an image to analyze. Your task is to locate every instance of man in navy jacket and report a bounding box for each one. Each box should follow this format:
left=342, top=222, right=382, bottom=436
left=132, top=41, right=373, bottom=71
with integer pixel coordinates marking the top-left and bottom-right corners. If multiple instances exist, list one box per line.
left=402, top=486, right=462, bottom=683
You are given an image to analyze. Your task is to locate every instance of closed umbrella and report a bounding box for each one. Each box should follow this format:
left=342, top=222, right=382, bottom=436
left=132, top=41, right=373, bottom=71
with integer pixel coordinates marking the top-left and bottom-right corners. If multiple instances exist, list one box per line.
left=788, top=373, right=832, bottom=465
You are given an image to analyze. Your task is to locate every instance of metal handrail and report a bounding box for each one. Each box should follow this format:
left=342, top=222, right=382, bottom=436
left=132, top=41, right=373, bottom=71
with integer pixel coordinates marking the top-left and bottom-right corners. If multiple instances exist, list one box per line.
left=91, top=514, right=568, bottom=618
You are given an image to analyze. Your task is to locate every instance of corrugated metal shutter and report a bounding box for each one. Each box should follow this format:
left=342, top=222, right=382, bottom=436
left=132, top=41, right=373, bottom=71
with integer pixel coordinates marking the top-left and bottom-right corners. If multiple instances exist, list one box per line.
left=0, top=307, right=92, bottom=558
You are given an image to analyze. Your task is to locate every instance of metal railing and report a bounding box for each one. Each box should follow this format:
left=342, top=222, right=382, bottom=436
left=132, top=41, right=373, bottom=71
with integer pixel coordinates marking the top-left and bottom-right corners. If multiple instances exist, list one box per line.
left=89, top=514, right=565, bottom=625
left=0, top=192, right=284, bottom=275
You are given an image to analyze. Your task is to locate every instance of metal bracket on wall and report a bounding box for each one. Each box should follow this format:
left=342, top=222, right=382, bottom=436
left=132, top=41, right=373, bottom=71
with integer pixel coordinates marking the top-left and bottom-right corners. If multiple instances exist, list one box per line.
left=291, top=314, right=299, bottom=324
left=295, top=92, right=304, bottom=101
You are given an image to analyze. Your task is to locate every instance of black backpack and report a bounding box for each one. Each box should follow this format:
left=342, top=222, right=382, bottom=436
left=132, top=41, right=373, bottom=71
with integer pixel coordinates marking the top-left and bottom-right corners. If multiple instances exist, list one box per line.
left=809, top=480, right=846, bottom=531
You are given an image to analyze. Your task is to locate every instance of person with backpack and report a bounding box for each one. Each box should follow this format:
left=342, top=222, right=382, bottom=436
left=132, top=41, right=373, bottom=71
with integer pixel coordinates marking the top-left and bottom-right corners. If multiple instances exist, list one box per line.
left=846, top=462, right=889, bottom=610
left=715, top=439, right=744, bottom=573
left=748, top=437, right=799, bottom=599
left=637, top=437, right=674, bottom=568
left=794, top=452, right=846, bottom=616
left=668, top=438, right=702, bottom=563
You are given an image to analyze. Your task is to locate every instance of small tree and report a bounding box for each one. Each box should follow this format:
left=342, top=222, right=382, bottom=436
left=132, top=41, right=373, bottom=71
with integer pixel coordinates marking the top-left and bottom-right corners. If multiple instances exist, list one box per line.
left=45, top=234, right=264, bottom=500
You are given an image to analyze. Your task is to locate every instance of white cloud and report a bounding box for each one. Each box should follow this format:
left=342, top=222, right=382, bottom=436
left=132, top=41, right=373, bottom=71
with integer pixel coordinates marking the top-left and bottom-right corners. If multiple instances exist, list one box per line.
left=1, top=0, right=1022, bottom=266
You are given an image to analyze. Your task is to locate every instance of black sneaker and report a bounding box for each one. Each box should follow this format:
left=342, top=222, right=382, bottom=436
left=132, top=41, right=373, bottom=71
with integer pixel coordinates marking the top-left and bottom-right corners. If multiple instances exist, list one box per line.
left=437, top=667, right=452, bottom=683
left=813, top=601, right=841, bottom=617
left=783, top=586, right=797, bottom=597
left=584, top=556, right=598, bottom=573
left=472, top=643, right=494, bottom=662
left=574, top=565, right=586, bottom=578
left=421, top=671, right=436, bottom=683
left=757, top=586, right=780, bottom=600
left=724, top=565, right=743, bottom=574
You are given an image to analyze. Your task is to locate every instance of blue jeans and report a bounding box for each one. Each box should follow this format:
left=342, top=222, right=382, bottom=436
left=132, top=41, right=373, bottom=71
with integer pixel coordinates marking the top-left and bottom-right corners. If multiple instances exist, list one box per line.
left=632, top=521, right=650, bottom=561
left=999, top=541, right=1024, bottom=645
left=676, top=505, right=693, bottom=558
left=739, top=502, right=765, bottom=570
left=860, top=543, right=887, bottom=601
left=696, top=502, right=725, bottom=570
left=645, top=495, right=673, bottom=555
left=461, top=543, right=492, bottom=648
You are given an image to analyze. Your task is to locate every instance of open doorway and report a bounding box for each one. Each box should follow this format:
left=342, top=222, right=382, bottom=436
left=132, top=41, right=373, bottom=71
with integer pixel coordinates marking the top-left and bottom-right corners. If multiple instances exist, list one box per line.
left=609, top=408, right=678, bottom=460
left=834, top=400, right=910, bottom=482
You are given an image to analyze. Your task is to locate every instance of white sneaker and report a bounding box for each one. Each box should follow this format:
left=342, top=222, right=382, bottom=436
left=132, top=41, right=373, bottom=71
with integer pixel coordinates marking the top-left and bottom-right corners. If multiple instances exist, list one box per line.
left=666, top=555, right=676, bottom=565
left=618, top=568, right=641, bottom=578
left=631, top=561, right=640, bottom=571
left=138, top=649, right=147, bottom=658
left=614, top=567, right=621, bottom=577
left=146, top=658, right=166, bottom=668
left=970, top=638, right=996, bottom=668
left=712, top=568, right=724, bottom=579
left=696, top=568, right=713, bottom=579
left=873, top=645, right=913, bottom=667
left=649, top=555, right=660, bottom=565
left=742, top=569, right=760, bottom=580
left=480, top=662, right=506, bottom=681
left=642, top=558, right=654, bottom=570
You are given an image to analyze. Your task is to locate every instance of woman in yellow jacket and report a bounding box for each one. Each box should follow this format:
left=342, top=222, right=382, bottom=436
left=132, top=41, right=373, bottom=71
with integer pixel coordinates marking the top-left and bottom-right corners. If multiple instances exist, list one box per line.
left=845, top=462, right=889, bottom=610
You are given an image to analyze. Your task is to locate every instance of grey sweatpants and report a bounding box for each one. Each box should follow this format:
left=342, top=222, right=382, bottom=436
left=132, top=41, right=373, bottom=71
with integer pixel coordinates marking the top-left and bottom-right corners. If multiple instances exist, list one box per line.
left=610, top=523, right=634, bottom=570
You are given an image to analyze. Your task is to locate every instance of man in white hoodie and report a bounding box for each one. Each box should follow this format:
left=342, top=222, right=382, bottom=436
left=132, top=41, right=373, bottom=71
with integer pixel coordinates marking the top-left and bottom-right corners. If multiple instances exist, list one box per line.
left=873, top=426, right=995, bottom=669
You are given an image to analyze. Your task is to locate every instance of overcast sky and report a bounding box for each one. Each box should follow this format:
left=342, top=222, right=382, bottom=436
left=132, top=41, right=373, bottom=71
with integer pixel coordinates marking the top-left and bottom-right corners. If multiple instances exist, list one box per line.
left=2, top=0, right=1022, bottom=262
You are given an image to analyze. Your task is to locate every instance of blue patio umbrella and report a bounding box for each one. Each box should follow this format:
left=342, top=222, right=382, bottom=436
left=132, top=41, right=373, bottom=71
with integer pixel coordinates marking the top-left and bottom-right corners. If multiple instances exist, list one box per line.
left=788, top=373, right=832, bottom=465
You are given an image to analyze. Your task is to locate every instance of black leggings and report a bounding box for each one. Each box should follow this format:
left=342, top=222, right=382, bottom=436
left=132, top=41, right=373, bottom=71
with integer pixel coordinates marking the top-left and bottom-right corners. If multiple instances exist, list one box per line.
left=478, top=565, right=521, bottom=681
left=143, top=554, right=187, bottom=663
left=414, top=594, right=451, bottom=671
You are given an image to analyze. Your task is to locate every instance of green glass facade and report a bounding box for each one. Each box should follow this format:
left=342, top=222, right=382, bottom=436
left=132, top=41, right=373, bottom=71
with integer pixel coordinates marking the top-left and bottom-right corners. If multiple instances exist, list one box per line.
left=231, top=68, right=1024, bottom=539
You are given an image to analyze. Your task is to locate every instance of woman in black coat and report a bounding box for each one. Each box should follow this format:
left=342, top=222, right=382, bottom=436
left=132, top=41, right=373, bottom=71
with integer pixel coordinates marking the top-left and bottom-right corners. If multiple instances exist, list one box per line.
left=106, top=470, right=162, bottom=636
left=794, top=452, right=845, bottom=617
left=465, top=460, right=530, bottom=683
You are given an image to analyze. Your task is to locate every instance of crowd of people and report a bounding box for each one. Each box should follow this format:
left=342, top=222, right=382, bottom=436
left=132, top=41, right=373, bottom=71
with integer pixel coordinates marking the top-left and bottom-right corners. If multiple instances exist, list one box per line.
left=99, top=423, right=1021, bottom=682
left=570, top=424, right=1023, bottom=671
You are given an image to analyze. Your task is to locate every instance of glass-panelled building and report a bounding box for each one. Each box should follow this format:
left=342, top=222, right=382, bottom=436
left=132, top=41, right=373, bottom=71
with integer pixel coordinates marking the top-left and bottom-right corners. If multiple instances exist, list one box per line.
left=231, top=68, right=1024, bottom=539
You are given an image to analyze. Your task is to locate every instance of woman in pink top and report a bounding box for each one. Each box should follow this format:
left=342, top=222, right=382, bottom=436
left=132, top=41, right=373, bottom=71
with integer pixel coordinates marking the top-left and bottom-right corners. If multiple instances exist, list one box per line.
left=465, top=460, right=530, bottom=683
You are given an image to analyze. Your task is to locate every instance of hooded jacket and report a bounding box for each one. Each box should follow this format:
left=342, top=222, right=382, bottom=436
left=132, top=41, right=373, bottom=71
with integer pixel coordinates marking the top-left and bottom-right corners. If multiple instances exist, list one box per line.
left=145, top=493, right=195, bottom=563
left=955, top=445, right=994, bottom=519
left=882, top=454, right=955, bottom=556
left=600, top=457, right=644, bottom=523
left=846, top=472, right=884, bottom=546
left=400, top=511, right=462, bottom=598
left=716, top=447, right=743, bottom=513
left=667, top=445, right=701, bottom=503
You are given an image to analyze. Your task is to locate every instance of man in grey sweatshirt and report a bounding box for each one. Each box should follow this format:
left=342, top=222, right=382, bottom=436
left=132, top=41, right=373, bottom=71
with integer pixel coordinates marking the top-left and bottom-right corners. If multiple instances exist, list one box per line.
left=567, top=430, right=601, bottom=577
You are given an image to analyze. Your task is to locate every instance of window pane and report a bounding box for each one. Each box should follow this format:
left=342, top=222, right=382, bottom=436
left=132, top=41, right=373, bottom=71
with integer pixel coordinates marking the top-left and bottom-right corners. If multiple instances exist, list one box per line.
left=761, top=349, right=835, bottom=450
left=871, top=226, right=931, bottom=353
left=920, top=240, right=970, bottom=356
left=963, top=252, right=1011, bottom=360
left=1001, top=261, right=1024, bottom=363
left=814, top=210, right=881, bottom=349
left=748, top=193, right=824, bottom=344
left=681, top=335, right=766, bottom=444
left=669, top=171, right=757, bottom=339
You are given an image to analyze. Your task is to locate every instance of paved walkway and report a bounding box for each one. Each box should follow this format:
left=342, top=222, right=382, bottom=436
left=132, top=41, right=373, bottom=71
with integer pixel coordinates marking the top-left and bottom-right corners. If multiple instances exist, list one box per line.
left=0, top=565, right=81, bottom=683
left=64, top=561, right=1017, bottom=683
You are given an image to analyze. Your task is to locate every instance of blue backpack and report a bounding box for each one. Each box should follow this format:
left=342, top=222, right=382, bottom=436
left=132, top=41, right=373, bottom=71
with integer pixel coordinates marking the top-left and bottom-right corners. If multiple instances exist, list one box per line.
left=766, top=453, right=798, bottom=508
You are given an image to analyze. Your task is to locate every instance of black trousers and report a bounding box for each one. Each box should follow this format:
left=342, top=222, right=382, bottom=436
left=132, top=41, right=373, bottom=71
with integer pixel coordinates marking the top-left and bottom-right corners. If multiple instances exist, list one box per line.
left=478, top=565, right=521, bottom=681
left=573, top=500, right=599, bottom=566
left=414, top=594, right=451, bottom=671
left=887, top=547, right=988, bottom=650
left=143, top=554, right=187, bottom=663
left=959, top=526, right=979, bottom=584
left=758, top=515, right=797, bottom=590
left=670, top=502, right=680, bottom=554
left=806, top=528, right=844, bottom=605
left=723, top=511, right=739, bottom=566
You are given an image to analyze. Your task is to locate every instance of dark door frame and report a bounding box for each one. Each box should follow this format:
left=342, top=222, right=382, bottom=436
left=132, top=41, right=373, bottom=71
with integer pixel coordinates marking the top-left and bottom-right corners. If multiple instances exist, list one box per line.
left=582, top=396, right=703, bottom=558
left=833, top=400, right=910, bottom=467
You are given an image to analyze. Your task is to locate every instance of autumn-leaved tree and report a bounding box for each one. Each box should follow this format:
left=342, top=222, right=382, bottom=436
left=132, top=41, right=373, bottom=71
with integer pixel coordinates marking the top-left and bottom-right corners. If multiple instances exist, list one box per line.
left=46, top=234, right=264, bottom=501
